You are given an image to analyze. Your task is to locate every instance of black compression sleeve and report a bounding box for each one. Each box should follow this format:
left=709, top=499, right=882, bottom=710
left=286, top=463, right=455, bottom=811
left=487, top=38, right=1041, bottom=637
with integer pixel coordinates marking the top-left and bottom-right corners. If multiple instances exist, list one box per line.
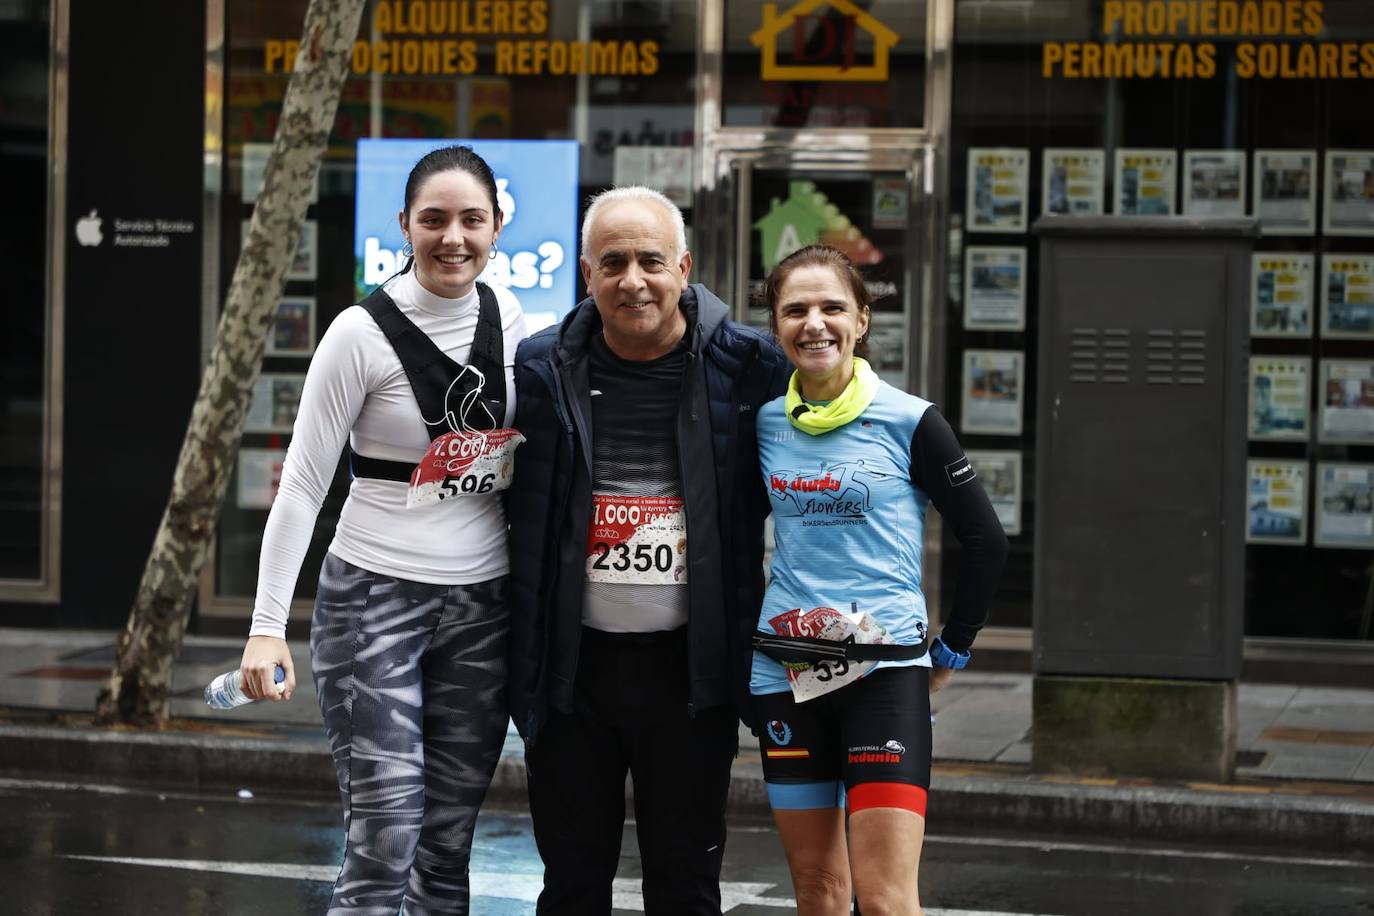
left=909, top=408, right=1009, bottom=653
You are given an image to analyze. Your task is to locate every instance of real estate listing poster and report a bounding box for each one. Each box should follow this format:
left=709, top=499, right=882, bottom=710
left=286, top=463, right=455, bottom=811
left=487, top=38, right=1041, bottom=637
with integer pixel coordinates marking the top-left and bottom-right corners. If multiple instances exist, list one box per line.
left=266, top=297, right=316, bottom=356
left=1183, top=150, right=1246, bottom=218
left=1042, top=148, right=1104, bottom=216
left=1314, top=463, right=1374, bottom=549
left=1250, top=253, right=1312, bottom=338
left=237, top=449, right=286, bottom=510
left=1321, top=254, right=1374, bottom=339
left=1248, top=356, right=1310, bottom=441
left=961, top=350, right=1025, bottom=436
left=964, top=246, right=1026, bottom=331
left=1323, top=150, right=1374, bottom=236
left=1245, top=460, right=1308, bottom=545
left=1318, top=360, right=1374, bottom=445
left=1253, top=150, right=1316, bottom=236
left=1113, top=149, right=1176, bottom=216
left=244, top=373, right=307, bottom=434
left=967, top=450, right=1022, bottom=536
left=967, top=148, right=1029, bottom=233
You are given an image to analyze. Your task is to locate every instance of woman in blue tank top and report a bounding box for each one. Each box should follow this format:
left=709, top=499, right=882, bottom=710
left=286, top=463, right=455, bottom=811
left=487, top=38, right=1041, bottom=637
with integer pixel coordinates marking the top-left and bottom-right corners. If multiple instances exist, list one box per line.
left=751, top=245, right=1008, bottom=915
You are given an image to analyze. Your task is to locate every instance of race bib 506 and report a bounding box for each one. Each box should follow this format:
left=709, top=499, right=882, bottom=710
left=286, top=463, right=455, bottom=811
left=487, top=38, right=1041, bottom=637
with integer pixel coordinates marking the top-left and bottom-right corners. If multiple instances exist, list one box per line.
left=406, top=428, right=524, bottom=508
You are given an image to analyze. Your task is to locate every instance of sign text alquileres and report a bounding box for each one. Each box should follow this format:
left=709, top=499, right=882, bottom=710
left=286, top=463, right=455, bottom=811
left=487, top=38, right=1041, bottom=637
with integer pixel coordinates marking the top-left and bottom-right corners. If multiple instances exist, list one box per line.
left=264, top=1, right=657, bottom=76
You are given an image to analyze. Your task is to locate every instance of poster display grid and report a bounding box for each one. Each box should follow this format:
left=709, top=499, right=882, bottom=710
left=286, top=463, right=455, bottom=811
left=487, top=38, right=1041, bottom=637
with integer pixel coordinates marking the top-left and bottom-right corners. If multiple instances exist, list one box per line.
left=1250, top=252, right=1313, bottom=338
left=1245, top=459, right=1308, bottom=546
left=1248, top=355, right=1311, bottom=441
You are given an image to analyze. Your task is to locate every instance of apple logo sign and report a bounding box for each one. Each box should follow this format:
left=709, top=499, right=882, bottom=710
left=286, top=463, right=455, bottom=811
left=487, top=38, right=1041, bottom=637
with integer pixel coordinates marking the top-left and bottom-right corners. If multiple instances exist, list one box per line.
left=75, top=209, right=103, bottom=247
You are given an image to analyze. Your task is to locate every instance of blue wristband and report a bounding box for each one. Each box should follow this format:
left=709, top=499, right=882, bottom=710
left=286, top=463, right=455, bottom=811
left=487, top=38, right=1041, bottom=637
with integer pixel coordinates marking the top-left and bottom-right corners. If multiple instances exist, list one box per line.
left=930, top=636, right=971, bottom=670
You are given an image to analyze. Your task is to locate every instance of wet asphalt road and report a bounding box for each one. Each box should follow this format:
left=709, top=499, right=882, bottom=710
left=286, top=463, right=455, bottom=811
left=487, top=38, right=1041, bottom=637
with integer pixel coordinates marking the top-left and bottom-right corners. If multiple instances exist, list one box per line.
left=2, top=777, right=1372, bottom=915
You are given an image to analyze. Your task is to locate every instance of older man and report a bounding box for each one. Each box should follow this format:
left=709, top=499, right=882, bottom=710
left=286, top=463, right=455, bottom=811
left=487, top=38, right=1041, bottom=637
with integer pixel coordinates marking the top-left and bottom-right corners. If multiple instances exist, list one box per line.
left=508, top=187, right=789, bottom=914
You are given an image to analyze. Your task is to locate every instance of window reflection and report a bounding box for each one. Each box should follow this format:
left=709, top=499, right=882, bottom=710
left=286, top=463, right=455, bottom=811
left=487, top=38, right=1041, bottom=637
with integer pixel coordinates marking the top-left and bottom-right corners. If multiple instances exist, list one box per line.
left=0, top=4, right=51, bottom=582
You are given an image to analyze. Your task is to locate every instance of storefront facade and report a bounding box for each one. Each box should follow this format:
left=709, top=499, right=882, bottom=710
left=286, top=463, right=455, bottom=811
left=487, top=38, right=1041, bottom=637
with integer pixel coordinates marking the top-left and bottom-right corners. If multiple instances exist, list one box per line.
left=4, top=0, right=1372, bottom=670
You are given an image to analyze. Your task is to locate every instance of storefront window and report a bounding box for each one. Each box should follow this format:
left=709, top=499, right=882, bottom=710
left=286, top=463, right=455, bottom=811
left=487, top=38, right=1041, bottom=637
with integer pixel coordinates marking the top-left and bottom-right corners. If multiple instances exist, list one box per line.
left=0, top=3, right=52, bottom=584
left=721, top=0, right=928, bottom=129
left=212, top=0, right=700, bottom=610
left=942, top=0, right=1374, bottom=643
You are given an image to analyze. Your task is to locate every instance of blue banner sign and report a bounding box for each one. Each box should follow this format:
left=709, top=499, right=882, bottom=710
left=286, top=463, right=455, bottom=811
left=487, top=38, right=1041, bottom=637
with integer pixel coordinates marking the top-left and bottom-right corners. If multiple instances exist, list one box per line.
left=356, top=138, right=580, bottom=330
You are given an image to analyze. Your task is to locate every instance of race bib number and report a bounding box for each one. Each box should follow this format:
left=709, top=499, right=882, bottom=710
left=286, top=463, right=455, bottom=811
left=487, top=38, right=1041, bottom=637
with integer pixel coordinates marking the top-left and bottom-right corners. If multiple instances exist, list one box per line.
left=586, top=494, right=688, bottom=585
left=406, top=428, right=525, bottom=509
left=768, top=606, right=895, bottom=702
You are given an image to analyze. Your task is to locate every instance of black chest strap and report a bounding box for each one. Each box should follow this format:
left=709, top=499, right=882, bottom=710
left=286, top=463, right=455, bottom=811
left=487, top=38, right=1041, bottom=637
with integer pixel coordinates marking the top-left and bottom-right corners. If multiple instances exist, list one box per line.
left=350, top=282, right=506, bottom=482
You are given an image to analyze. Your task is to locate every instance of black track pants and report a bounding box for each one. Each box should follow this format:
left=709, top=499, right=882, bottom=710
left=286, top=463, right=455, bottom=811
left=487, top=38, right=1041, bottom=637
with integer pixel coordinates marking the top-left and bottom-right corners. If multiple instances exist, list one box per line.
left=525, top=626, right=738, bottom=916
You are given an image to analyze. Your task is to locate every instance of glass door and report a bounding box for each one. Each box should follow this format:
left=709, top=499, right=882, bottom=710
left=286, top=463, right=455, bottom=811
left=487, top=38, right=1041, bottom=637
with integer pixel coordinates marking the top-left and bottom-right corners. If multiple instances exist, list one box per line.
left=698, top=146, right=933, bottom=395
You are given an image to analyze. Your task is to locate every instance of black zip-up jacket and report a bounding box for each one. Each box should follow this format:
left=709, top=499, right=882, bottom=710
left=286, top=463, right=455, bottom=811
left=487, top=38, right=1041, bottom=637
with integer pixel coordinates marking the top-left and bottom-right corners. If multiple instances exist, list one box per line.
left=507, top=284, right=791, bottom=744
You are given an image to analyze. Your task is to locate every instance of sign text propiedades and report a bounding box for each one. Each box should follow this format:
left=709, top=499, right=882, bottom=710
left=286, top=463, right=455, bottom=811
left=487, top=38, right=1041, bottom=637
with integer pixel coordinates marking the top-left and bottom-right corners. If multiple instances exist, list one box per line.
left=1042, top=1, right=1374, bottom=80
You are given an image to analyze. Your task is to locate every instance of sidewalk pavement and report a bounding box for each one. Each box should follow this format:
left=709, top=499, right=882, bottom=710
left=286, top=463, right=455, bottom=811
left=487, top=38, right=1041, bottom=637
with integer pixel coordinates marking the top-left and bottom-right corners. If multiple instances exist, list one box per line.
left=1, top=628, right=1372, bottom=852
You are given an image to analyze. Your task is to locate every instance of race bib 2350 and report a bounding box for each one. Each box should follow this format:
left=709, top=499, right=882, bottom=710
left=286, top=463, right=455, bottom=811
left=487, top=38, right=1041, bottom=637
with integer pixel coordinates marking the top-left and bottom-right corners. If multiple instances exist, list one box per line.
left=585, top=494, right=687, bottom=585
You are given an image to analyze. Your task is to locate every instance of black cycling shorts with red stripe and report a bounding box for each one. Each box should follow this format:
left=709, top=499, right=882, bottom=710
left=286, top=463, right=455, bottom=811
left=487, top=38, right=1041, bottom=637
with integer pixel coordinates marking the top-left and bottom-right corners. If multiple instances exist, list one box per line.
left=751, top=665, right=932, bottom=816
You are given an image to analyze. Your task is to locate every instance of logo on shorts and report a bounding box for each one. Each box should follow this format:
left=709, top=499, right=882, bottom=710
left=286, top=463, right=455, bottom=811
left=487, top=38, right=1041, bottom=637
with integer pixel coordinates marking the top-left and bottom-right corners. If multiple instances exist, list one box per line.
left=766, top=719, right=793, bottom=746
left=848, top=742, right=903, bottom=764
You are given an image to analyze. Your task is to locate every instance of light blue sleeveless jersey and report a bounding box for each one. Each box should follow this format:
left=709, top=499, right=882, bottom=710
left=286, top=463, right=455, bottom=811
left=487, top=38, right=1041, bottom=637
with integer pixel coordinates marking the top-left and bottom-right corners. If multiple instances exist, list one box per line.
left=751, top=381, right=935, bottom=696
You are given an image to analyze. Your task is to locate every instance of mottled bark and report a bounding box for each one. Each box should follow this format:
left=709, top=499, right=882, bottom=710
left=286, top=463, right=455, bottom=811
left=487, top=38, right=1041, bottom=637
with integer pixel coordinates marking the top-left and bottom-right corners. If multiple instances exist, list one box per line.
left=95, top=0, right=368, bottom=726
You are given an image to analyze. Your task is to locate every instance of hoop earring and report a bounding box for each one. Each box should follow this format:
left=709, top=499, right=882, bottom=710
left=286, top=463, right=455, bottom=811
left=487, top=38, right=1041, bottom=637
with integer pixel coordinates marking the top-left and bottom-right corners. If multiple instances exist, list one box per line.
left=489, top=242, right=499, bottom=259
left=401, top=240, right=413, bottom=258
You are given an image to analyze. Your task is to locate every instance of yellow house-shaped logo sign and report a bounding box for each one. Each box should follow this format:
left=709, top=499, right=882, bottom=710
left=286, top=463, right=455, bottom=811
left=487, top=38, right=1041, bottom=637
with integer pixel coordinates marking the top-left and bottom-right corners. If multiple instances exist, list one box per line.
left=751, top=0, right=900, bottom=83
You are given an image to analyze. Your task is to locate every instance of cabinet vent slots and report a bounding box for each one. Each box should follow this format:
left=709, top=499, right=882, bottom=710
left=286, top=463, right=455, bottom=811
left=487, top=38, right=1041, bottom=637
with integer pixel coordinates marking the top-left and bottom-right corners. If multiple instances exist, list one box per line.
left=1069, top=327, right=1099, bottom=383
left=1146, top=328, right=1207, bottom=385
left=1067, top=328, right=1131, bottom=383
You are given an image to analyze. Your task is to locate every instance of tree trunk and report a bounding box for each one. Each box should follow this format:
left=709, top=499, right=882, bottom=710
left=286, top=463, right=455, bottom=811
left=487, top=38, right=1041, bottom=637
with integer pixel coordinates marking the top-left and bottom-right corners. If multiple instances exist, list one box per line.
left=94, top=0, right=368, bottom=726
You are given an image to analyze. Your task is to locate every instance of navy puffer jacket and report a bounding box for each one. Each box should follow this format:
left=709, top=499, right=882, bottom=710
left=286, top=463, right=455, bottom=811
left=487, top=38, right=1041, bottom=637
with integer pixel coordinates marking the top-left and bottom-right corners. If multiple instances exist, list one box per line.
left=507, top=284, right=790, bottom=743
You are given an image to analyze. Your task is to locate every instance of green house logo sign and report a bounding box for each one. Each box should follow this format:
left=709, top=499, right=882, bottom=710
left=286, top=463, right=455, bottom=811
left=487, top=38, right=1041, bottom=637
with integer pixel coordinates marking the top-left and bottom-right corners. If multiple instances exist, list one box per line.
left=753, top=180, right=884, bottom=271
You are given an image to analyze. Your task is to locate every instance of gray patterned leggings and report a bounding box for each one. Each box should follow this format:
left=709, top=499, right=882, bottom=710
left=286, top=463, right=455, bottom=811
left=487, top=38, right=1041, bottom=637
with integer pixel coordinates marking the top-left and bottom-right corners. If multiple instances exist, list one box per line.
left=310, top=553, right=510, bottom=916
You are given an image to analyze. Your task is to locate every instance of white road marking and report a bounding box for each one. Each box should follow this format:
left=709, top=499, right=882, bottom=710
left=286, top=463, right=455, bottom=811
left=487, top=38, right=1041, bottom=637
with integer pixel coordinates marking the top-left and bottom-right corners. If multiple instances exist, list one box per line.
left=0, top=777, right=138, bottom=796
left=63, top=857, right=1060, bottom=914
left=926, top=833, right=1374, bottom=870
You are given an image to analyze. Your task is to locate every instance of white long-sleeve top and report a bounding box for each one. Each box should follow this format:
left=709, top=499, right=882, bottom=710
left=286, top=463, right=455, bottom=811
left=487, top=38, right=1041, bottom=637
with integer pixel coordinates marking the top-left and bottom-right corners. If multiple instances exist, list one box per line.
left=249, top=270, right=527, bottom=638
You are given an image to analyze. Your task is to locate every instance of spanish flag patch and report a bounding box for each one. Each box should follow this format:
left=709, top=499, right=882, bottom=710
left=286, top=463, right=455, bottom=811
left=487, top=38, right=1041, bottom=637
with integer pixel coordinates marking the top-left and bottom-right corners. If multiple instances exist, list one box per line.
left=765, top=748, right=811, bottom=759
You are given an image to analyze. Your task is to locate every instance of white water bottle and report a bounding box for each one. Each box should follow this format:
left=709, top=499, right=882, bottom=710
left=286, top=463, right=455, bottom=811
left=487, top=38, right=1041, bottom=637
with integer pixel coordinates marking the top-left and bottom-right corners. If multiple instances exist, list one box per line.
left=205, top=665, right=285, bottom=709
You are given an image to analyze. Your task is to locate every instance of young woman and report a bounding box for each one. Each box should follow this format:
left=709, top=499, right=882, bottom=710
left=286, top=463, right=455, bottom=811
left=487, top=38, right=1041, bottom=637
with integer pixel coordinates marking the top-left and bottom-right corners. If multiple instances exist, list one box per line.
left=751, top=245, right=1007, bottom=915
left=236, top=145, right=527, bottom=915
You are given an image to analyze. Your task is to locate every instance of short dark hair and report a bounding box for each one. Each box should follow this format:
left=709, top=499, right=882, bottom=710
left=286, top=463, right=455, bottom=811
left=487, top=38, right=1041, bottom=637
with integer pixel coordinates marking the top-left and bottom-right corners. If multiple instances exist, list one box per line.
left=403, top=145, right=501, bottom=221
left=763, top=245, right=872, bottom=360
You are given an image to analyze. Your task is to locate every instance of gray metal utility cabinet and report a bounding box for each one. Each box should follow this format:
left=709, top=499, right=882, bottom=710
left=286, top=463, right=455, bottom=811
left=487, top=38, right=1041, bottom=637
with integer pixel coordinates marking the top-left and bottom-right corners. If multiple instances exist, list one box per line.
left=1030, top=216, right=1257, bottom=783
